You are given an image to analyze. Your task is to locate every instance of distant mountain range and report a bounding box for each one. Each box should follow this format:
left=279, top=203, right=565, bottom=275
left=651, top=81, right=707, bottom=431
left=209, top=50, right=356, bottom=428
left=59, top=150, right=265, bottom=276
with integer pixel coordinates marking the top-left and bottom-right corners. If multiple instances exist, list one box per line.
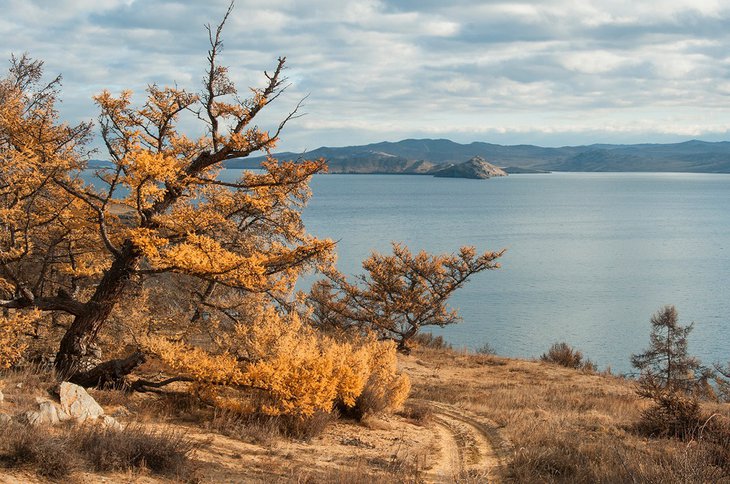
left=223, top=138, right=730, bottom=174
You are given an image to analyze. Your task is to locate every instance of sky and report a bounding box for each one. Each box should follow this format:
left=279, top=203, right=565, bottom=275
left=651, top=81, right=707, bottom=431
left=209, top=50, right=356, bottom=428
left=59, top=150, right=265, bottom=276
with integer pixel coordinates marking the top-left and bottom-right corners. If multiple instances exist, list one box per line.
left=2, top=0, right=730, bottom=152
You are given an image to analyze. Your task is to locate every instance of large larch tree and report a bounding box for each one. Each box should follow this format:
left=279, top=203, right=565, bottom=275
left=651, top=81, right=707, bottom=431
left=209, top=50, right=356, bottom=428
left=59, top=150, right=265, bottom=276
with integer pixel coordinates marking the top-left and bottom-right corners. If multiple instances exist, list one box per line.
left=0, top=8, right=333, bottom=385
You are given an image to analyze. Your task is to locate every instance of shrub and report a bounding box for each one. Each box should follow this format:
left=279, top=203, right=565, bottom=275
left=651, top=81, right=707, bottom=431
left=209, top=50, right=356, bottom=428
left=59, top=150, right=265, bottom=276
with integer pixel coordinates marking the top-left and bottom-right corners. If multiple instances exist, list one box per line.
left=75, top=424, right=196, bottom=477
left=347, top=340, right=411, bottom=419
left=637, top=385, right=704, bottom=439
left=207, top=410, right=280, bottom=446
left=635, top=375, right=730, bottom=475
left=540, top=342, right=596, bottom=371
left=398, top=402, right=433, bottom=426
left=0, top=421, right=74, bottom=479
left=631, top=305, right=702, bottom=393
left=411, top=332, right=451, bottom=350
left=208, top=409, right=337, bottom=444
left=475, top=341, right=496, bottom=355
left=147, top=309, right=410, bottom=419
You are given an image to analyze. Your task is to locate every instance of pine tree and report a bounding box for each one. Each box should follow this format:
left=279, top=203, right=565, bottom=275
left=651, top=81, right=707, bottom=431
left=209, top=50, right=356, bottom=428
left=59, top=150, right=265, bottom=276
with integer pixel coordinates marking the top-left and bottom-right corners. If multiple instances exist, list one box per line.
left=631, top=305, right=701, bottom=391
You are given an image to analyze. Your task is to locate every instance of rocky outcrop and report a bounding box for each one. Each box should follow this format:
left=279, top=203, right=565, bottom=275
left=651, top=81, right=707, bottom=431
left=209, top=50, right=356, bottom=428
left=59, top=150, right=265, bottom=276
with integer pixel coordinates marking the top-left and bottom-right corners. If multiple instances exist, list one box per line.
left=432, top=156, right=508, bottom=179
left=18, top=382, right=120, bottom=429
left=59, top=381, right=105, bottom=422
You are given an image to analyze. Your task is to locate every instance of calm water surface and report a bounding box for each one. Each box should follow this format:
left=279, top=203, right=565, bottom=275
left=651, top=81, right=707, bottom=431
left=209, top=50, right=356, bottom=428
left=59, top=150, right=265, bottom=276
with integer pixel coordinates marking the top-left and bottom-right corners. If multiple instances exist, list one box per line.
left=94, top=169, right=729, bottom=373
left=285, top=172, right=729, bottom=374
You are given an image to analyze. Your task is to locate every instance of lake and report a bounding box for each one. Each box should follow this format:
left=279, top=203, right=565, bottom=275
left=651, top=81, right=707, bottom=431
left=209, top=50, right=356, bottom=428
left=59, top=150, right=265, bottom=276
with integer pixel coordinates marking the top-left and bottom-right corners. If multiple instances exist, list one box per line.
left=86, top=169, right=730, bottom=374
left=287, top=171, right=728, bottom=374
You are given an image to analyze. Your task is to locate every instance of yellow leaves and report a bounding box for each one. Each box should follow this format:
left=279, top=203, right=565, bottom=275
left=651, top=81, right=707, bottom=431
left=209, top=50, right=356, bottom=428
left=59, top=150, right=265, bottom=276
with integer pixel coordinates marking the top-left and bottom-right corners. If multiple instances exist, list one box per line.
left=122, top=151, right=183, bottom=183
left=210, top=101, right=244, bottom=119
left=127, top=228, right=168, bottom=260
left=166, top=234, right=262, bottom=276
left=143, top=85, right=198, bottom=122
left=144, top=336, right=245, bottom=385
left=0, top=277, right=14, bottom=293
left=129, top=229, right=270, bottom=288
left=143, top=301, right=410, bottom=418
left=0, top=310, right=40, bottom=369
left=236, top=315, right=400, bottom=416
left=94, top=89, right=133, bottom=113
left=309, top=242, right=505, bottom=351
left=359, top=339, right=411, bottom=413
left=59, top=252, right=111, bottom=278
left=1, top=54, right=409, bottom=425
left=223, top=128, right=275, bottom=154
left=0, top=241, right=28, bottom=264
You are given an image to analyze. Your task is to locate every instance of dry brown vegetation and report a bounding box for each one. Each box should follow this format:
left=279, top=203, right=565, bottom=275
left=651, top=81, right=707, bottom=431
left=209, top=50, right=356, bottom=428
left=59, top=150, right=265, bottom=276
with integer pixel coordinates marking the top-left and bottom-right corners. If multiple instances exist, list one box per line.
left=406, top=346, right=730, bottom=483
left=2, top=344, right=728, bottom=483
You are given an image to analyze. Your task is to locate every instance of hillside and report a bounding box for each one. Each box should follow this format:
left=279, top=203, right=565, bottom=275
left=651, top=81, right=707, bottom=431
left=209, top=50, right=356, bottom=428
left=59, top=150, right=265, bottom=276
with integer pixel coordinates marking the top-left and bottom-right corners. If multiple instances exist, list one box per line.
left=224, top=138, right=730, bottom=173
left=1, top=346, right=727, bottom=483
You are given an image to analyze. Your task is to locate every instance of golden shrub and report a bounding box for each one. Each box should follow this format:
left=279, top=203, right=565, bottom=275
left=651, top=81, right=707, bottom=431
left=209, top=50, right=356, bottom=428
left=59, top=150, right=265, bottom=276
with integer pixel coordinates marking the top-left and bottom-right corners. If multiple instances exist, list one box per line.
left=353, top=339, right=411, bottom=416
left=144, top=303, right=409, bottom=418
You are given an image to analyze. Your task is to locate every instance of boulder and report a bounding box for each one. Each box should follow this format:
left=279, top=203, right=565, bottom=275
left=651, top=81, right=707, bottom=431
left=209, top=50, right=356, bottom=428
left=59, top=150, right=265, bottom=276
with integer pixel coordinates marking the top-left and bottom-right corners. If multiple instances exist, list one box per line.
left=25, top=399, right=70, bottom=426
left=59, top=381, right=104, bottom=422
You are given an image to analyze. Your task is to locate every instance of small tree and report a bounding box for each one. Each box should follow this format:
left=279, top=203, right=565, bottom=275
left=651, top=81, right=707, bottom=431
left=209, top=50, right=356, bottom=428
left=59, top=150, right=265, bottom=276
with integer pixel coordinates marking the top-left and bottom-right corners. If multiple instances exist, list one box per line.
left=308, top=243, right=504, bottom=353
left=631, top=305, right=701, bottom=392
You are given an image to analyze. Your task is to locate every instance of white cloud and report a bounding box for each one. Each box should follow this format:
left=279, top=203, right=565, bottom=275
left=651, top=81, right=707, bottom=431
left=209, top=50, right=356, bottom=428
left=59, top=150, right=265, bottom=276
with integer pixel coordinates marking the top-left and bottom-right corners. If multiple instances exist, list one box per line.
left=1, top=0, right=730, bottom=150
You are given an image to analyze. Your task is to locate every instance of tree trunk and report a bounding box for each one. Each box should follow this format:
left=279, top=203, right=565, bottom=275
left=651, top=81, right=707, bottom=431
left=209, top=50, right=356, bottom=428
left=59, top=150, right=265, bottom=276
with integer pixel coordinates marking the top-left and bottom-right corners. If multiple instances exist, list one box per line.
left=69, top=351, right=146, bottom=388
left=55, top=242, right=140, bottom=379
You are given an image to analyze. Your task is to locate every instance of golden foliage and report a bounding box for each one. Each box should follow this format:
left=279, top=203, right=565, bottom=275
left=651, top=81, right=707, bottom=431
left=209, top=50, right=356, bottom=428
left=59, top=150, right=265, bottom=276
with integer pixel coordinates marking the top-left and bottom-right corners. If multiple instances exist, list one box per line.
left=309, top=242, right=504, bottom=351
left=0, top=14, right=411, bottom=425
left=143, top=301, right=409, bottom=417
left=357, top=339, right=411, bottom=415
left=0, top=310, right=39, bottom=368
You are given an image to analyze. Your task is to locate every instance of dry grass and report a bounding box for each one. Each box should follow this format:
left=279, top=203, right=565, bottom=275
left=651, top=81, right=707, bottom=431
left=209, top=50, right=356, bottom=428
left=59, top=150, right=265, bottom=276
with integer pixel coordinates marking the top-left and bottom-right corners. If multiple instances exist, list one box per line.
left=76, top=424, right=197, bottom=477
left=0, top=420, right=75, bottom=479
left=0, top=419, right=197, bottom=480
left=4, top=345, right=729, bottom=483
left=405, top=346, right=730, bottom=482
left=411, top=332, right=452, bottom=350
left=206, top=409, right=338, bottom=445
left=0, top=363, right=58, bottom=412
left=398, top=401, right=433, bottom=426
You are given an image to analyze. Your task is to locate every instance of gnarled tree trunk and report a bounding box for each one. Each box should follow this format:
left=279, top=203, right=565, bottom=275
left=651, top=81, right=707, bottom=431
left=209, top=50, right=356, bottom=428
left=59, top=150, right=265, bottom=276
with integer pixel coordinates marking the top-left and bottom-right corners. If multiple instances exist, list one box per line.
left=55, top=243, right=140, bottom=381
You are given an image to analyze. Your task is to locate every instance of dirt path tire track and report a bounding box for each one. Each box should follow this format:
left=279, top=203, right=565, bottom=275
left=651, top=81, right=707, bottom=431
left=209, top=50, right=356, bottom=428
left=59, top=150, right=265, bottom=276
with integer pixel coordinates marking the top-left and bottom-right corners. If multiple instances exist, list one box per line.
left=419, top=400, right=509, bottom=483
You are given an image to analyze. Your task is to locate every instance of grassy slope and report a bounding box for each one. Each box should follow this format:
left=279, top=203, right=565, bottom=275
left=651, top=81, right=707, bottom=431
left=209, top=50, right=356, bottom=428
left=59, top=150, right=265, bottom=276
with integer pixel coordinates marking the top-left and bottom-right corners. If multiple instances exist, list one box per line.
left=1, top=348, right=728, bottom=483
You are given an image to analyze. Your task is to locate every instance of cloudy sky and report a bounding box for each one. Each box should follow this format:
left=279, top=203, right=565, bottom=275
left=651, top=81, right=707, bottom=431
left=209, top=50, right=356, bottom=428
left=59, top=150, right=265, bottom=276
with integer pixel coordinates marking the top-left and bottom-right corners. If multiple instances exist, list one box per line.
left=3, top=0, right=730, bottom=152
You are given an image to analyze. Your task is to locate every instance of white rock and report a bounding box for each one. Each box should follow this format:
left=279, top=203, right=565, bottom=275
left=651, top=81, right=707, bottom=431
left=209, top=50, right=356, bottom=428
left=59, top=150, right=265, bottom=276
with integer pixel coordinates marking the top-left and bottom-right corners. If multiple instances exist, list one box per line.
left=0, top=389, right=4, bottom=402
left=0, top=413, right=10, bottom=424
left=59, top=382, right=105, bottom=422
left=25, top=400, right=70, bottom=426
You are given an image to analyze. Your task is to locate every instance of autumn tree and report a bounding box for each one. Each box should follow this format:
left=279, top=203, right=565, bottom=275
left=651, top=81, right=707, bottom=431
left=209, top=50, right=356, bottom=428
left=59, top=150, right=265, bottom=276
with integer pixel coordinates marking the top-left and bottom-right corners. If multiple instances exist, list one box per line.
left=0, top=6, right=416, bottom=420
left=0, top=6, right=334, bottom=384
left=631, top=305, right=702, bottom=392
left=308, top=243, right=504, bottom=352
